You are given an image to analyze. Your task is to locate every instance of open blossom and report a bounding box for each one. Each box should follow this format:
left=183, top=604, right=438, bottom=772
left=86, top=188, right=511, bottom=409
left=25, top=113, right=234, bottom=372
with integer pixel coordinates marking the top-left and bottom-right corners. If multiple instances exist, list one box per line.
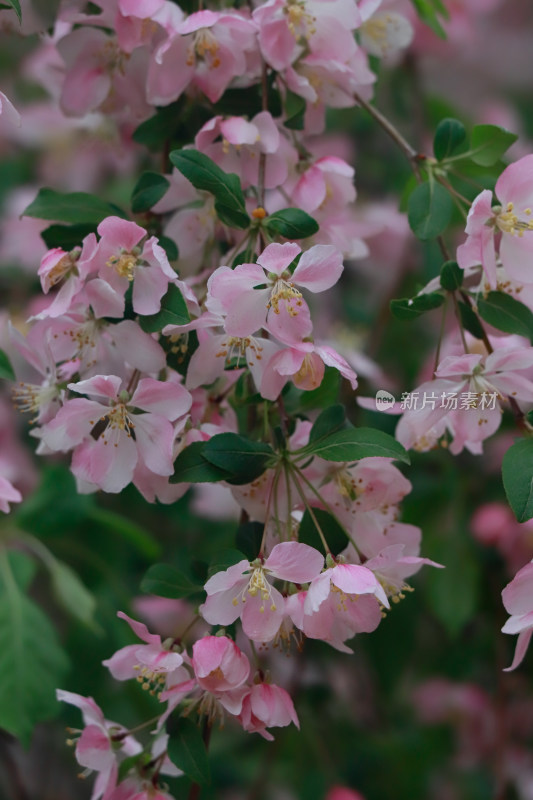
left=35, top=233, right=98, bottom=319
left=457, top=154, right=533, bottom=288
left=208, top=241, right=343, bottom=340
left=200, top=542, right=324, bottom=642
left=502, top=559, right=533, bottom=671
left=56, top=690, right=142, bottom=800
left=41, top=374, right=192, bottom=493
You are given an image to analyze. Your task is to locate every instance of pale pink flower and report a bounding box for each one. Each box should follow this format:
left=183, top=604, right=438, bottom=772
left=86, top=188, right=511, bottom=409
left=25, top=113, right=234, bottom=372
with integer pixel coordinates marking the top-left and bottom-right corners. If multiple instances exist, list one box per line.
left=238, top=682, right=299, bottom=740
left=200, top=542, right=324, bottom=642
left=41, top=374, right=191, bottom=493
left=304, top=562, right=389, bottom=617
left=102, top=611, right=185, bottom=683
left=502, top=560, right=533, bottom=671
left=0, top=475, right=22, bottom=514
left=457, top=155, right=533, bottom=288
left=0, top=90, right=20, bottom=127
left=56, top=690, right=142, bottom=800
left=147, top=11, right=259, bottom=105
left=191, top=635, right=250, bottom=714
left=35, top=233, right=98, bottom=319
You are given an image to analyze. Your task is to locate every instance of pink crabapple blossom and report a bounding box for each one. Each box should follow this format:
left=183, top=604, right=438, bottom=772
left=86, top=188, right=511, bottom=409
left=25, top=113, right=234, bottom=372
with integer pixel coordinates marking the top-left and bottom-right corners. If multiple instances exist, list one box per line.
left=501, top=559, right=533, bottom=671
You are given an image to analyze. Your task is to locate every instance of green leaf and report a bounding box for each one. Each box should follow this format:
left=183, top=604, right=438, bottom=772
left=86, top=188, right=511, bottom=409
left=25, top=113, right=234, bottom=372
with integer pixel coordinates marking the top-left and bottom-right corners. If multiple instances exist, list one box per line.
left=236, top=521, right=264, bottom=560
left=170, top=441, right=231, bottom=484
left=207, top=549, right=248, bottom=579
left=87, top=507, right=161, bottom=559
left=477, top=291, right=533, bottom=339
left=41, top=223, right=96, bottom=251
left=170, top=149, right=250, bottom=230
left=457, top=300, right=485, bottom=340
left=407, top=181, right=453, bottom=240
left=23, top=188, right=127, bottom=225
left=0, top=348, right=15, bottom=381
left=309, top=405, right=350, bottom=446
left=426, top=537, right=480, bottom=637
left=49, top=560, right=98, bottom=630
left=284, top=89, right=306, bottom=131
left=133, top=102, right=184, bottom=152
left=263, top=208, right=319, bottom=239
left=202, top=433, right=275, bottom=485
left=0, top=550, right=69, bottom=745
left=166, top=717, right=211, bottom=785
left=1, top=0, right=21, bottom=22
left=502, top=438, right=533, bottom=522
left=297, top=427, right=410, bottom=463
left=440, top=260, right=463, bottom=291
left=6, top=551, right=37, bottom=591
left=131, top=172, right=170, bottom=213
left=390, top=292, right=445, bottom=320
left=139, top=283, right=190, bottom=333
left=470, top=124, right=518, bottom=167
left=15, top=465, right=93, bottom=537
left=141, top=564, right=201, bottom=598
left=299, top=508, right=348, bottom=555
left=410, top=0, right=447, bottom=38
left=158, top=235, right=179, bottom=261
left=433, top=118, right=466, bottom=161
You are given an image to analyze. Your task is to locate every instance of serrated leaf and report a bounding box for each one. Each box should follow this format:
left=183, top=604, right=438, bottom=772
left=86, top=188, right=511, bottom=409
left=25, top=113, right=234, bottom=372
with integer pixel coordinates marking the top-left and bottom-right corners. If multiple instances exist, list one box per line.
left=141, top=564, right=201, bottom=598
left=433, top=118, right=466, bottom=161
left=41, top=223, right=96, bottom=251
left=502, top=438, right=533, bottom=522
left=166, top=717, right=210, bottom=785
left=0, top=348, right=15, bottom=381
left=478, top=291, right=533, bottom=339
left=0, top=551, right=69, bottom=745
left=170, top=150, right=250, bottom=229
left=263, top=208, right=319, bottom=239
left=49, top=560, right=98, bottom=630
left=390, top=292, right=445, bottom=320
left=131, top=172, right=170, bottom=213
left=202, top=433, right=275, bottom=485
left=470, top=124, right=518, bottom=167
left=440, top=260, right=463, bottom=291
left=297, top=427, right=410, bottom=463
left=24, top=188, right=127, bottom=224
left=139, top=283, right=190, bottom=333
left=408, top=181, right=453, bottom=240
left=171, top=441, right=231, bottom=484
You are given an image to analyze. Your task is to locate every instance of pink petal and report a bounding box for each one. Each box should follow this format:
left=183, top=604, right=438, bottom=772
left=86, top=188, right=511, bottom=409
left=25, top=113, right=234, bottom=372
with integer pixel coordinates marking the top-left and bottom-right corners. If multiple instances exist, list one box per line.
left=265, top=541, right=324, bottom=582
left=131, top=379, right=191, bottom=420
left=257, top=242, right=301, bottom=276
left=503, top=628, right=533, bottom=672
left=241, top=587, right=285, bottom=641
left=292, top=245, right=344, bottom=292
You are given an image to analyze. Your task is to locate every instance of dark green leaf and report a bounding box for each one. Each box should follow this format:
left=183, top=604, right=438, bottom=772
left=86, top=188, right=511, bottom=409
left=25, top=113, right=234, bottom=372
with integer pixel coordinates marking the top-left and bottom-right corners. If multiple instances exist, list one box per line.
left=426, top=537, right=479, bottom=637
left=236, top=521, right=264, bottom=560
left=470, top=124, right=518, bottom=167
left=284, top=89, right=306, bottom=131
left=457, top=300, right=485, bottom=340
left=23, top=188, right=127, bottom=224
left=166, top=717, right=210, bottom=785
left=0, top=552, right=69, bottom=745
left=158, top=235, right=178, bottom=261
left=407, top=181, right=453, bottom=240
left=502, top=438, right=533, bottom=522
left=133, top=102, right=184, bottom=152
left=207, top=549, right=248, bottom=579
left=170, top=150, right=250, bottom=229
left=87, top=507, right=160, bottom=559
left=203, top=433, right=275, bottom=485
left=298, top=427, right=410, bottom=463
left=41, top=223, right=96, bottom=251
left=15, top=465, right=93, bottom=537
left=263, top=208, right=319, bottom=239
left=139, top=283, right=189, bottom=333
left=440, top=260, right=463, bottom=291
left=309, top=405, right=349, bottom=446
left=131, top=172, right=169, bottom=213
left=141, top=564, right=201, bottom=598
left=299, top=508, right=349, bottom=556
left=0, top=349, right=15, bottom=381
left=478, top=291, right=533, bottom=339
left=433, top=118, right=466, bottom=161
left=1, top=0, right=21, bottom=22
left=170, top=441, right=231, bottom=484
left=390, top=292, right=445, bottom=320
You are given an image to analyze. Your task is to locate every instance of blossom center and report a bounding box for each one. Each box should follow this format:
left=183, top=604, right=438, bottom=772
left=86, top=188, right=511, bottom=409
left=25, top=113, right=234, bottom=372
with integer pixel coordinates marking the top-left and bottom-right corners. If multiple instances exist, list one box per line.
left=267, top=278, right=302, bottom=316
left=494, top=202, right=533, bottom=237
left=106, top=251, right=139, bottom=280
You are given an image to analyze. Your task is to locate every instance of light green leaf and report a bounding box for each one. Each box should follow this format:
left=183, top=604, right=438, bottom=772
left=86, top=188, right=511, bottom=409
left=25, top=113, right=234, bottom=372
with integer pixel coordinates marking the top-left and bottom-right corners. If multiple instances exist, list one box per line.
left=470, top=124, right=518, bottom=167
